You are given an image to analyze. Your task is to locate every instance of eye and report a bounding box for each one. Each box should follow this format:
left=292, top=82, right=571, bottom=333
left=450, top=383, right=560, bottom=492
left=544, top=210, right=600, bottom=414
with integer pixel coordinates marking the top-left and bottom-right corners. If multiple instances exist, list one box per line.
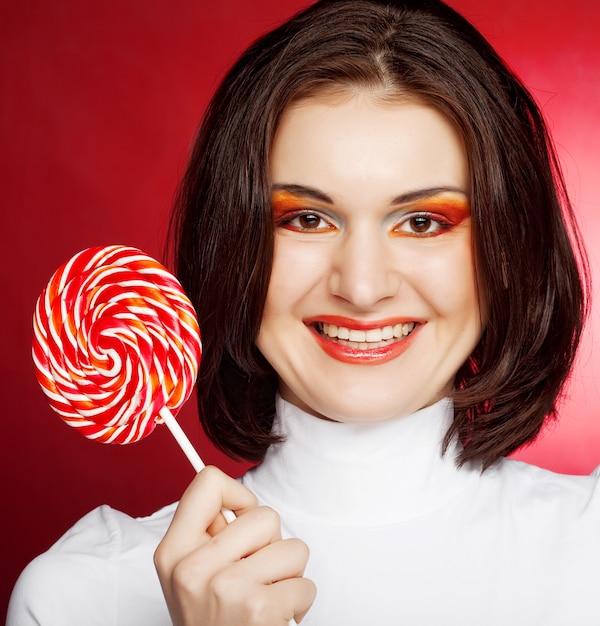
left=409, top=216, right=434, bottom=233
left=276, top=210, right=337, bottom=233
left=392, top=212, right=450, bottom=237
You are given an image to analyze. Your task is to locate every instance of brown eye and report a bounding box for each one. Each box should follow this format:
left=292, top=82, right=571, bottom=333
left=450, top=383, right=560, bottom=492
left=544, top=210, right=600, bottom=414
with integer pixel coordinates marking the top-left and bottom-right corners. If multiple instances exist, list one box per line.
left=277, top=210, right=337, bottom=233
left=298, top=214, right=322, bottom=229
left=391, top=211, right=451, bottom=237
left=410, top=216, right=432, bottom=233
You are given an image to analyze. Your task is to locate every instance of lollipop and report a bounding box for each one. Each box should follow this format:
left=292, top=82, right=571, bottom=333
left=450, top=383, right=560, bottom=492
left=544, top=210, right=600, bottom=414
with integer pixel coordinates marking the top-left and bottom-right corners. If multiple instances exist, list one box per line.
left=33, top=244, right=291, bottom=607
left=32, top=245, right=210, bottom=474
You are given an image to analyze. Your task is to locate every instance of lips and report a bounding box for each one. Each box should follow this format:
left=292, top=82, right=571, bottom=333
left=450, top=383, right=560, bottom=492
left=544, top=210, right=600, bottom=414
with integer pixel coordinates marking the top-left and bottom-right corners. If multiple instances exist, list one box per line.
left=306, top=317, right=420, bottom=364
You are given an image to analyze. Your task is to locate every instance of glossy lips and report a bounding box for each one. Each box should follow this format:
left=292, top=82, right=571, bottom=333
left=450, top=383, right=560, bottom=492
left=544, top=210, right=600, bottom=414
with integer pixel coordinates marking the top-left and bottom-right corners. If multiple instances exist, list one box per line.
left=32, top=245, right=201, bottom=444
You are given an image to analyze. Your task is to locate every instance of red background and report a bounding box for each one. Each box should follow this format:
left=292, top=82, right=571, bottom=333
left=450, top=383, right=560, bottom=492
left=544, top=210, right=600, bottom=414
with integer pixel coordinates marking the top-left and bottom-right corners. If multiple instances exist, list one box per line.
left=2, top=0, right=599, bottom=618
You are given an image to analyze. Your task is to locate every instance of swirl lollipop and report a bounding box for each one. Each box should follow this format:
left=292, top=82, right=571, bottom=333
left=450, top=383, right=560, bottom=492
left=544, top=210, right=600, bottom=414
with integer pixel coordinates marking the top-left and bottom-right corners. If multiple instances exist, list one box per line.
left=32, top=244, right=212, bottom=475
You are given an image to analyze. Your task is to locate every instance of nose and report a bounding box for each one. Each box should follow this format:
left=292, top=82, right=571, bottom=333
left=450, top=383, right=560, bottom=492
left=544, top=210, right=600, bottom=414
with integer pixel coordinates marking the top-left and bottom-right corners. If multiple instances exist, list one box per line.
left=328, top=227, right=400, bottom=308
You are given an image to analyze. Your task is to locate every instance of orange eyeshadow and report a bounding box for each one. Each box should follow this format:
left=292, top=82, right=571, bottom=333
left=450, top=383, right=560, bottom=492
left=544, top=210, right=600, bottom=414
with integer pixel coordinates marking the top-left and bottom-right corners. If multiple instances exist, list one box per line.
left=270, top=190, right=309, bottom=219
left=414, top=197, right=470, bottom=223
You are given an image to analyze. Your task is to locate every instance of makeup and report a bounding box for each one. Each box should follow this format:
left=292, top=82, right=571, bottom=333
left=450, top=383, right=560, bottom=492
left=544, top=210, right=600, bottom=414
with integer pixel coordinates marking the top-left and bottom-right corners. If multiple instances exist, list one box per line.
left=390, top=195, right=470, bottom=238
left=271, top=189, right=336, bottom=233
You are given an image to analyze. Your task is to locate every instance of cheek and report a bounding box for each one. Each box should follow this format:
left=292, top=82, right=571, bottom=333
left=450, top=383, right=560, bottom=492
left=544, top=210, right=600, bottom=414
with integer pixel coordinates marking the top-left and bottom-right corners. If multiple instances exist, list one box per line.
left=411, top=239, right=480, bottom=319
left=263, top=239, right=330, bottom=315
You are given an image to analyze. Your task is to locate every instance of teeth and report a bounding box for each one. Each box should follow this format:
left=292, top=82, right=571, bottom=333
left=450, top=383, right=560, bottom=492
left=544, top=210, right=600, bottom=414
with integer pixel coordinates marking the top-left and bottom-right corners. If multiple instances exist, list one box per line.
left=349, top=329, right=365, bottom=342
left=320, top=322, right=416, bottom=344
left=365, top=328, right=382, bottom=342
left=325, top=323, right=338, bottom=338
left=381, top=326, right=394, bottom=340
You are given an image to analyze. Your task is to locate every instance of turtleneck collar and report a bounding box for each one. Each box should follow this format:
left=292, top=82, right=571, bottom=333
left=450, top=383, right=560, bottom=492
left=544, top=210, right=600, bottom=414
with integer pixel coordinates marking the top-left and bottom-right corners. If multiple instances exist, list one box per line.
left=244, top=395, right=480, bottom=527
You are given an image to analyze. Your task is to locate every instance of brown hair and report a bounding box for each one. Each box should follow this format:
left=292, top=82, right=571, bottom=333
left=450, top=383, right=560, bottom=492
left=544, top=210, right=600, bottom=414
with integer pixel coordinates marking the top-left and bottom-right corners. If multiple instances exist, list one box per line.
left=170, top=0, right=588, bottom=469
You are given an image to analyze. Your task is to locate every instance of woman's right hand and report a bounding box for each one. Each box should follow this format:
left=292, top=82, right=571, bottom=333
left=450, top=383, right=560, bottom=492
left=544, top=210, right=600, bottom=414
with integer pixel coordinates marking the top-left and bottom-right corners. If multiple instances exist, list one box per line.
left=154, top=466, right=316, bottom=626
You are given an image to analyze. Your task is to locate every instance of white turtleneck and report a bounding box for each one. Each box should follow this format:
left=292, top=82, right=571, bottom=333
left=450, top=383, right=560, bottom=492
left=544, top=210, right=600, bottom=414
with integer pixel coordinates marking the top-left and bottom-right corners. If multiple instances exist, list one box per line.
left=8, top=398, right=600, bottom=625
left=244, top=397, right=600, bottom=625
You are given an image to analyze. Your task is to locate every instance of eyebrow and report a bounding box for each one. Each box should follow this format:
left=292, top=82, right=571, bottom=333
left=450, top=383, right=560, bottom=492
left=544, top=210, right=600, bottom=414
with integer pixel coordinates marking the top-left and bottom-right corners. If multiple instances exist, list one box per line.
left=271, top=183, right=333, bottom=204
left=271, top=183, right=468, bottom=206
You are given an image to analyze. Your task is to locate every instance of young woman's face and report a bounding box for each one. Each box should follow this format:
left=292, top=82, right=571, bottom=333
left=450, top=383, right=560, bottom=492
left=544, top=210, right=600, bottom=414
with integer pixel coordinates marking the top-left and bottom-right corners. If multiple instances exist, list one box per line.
left=257, top=92, right=483, bottom=423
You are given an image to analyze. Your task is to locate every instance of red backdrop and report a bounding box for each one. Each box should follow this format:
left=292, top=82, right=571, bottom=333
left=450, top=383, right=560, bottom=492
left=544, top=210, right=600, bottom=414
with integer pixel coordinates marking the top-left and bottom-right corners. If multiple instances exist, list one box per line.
left=2, top=0, right=599, bottom=618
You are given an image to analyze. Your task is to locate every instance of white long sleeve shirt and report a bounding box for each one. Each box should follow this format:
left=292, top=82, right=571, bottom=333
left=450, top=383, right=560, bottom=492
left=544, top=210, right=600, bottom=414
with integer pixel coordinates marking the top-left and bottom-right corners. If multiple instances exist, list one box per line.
left=8, top=398, right=600, bottom=625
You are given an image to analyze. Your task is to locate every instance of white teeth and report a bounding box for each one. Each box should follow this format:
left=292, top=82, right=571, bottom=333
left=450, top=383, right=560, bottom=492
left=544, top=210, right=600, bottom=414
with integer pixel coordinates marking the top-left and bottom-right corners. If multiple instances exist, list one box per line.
left=381, top=325, right=394, bottom=340
left=319, top=322, right=416, bottom=345
left=365, top=328, right=382, bottom=342
left=337, top=326, right=350, bottom=339
left=326, top=323, right=338, bottom=338
left=348, top=329, right=366, bottom=342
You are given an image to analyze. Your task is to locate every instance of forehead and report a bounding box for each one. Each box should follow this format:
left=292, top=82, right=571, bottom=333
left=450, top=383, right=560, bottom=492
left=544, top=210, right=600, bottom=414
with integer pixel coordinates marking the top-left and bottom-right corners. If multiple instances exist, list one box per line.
left=270, top=92, right=470, bottom=202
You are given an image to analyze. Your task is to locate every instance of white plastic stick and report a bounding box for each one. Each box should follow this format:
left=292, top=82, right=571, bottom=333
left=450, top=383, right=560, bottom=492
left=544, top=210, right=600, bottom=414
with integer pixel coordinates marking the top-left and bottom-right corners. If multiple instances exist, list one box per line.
left=159, top=406, right=236, bottom=523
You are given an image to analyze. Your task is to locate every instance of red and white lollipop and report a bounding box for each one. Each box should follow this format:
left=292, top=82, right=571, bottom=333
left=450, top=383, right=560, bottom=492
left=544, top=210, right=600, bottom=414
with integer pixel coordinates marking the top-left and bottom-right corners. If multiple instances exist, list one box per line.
left=32, top=245, right=210, bottom=474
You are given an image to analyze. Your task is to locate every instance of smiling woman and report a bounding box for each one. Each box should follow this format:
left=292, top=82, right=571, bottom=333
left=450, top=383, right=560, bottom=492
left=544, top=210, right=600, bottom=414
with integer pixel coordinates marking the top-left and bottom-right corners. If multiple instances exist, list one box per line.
left=173, top=0, right=585, bottom=471
left=8, top=1, right=600, bottom=625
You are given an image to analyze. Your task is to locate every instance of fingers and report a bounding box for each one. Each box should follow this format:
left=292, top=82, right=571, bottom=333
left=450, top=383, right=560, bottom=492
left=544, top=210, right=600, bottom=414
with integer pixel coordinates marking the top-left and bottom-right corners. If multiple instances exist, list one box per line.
left=174, top=465, right=258, bottom=531
left=154, top=465, right=316, bottom=625
left=227, top=538, right=316, bottom=623
left=155, top=465, right=258, bottom=623
left=201, top=539, right=316, bottom=626
left=162, top=506, right=288, bottom=606
left=208, top=573, right=316, bottom=626
left=234, top=537, right=310, bottom=584
left=157, top=465, right=258, bottom=568
left=195, top=506, right=283, bottom=570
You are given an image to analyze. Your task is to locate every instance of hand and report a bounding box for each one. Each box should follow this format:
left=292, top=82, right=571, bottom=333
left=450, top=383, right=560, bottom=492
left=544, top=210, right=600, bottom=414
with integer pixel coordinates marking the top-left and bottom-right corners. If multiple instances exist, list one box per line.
left=154, top=466, right=316, bottom=625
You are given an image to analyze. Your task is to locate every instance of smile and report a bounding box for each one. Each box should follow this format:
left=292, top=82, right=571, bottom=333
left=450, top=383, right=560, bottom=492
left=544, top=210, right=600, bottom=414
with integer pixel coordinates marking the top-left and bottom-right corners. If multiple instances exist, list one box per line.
left=317, top=321, right=416, bottom=350
left=306, top=318, right=421, bottom=365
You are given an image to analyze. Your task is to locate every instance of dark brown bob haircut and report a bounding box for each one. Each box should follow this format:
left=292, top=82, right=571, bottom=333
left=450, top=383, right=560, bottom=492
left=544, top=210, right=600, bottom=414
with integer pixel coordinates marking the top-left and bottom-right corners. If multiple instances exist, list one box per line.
left=171, top=0, right=588, bottom=470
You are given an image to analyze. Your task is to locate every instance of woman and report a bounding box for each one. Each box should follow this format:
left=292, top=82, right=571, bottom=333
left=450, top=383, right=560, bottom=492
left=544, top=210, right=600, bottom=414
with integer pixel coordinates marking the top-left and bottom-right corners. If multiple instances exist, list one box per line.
left=9, top=0, right=599, bottom=624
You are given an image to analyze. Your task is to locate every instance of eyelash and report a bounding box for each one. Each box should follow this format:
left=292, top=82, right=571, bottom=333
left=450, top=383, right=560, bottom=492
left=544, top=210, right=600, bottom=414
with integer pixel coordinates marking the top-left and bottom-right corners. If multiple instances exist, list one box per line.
left=275, top=210, right=337, bottom=233
left=275, top=209, right=454, bottom=237
left=392, top=212, right=453, bottom=237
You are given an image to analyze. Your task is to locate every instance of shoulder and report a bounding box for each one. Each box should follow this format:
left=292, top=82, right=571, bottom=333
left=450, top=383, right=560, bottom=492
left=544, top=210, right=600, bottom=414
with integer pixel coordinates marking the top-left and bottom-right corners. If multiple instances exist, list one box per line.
left=474, top=458, right=600, bottom=533
left=7, top=503, right=177, bottom=626
left=485, top=458, right=600, bottom=499
left=469, top=462, right=600, bottom=618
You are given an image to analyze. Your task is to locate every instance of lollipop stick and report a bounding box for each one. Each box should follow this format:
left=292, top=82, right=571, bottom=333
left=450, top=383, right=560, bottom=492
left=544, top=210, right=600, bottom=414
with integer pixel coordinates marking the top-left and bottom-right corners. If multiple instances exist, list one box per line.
left=159, top=406, right=236, bottom=523
left=159, top=406, right=206, bottom=472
